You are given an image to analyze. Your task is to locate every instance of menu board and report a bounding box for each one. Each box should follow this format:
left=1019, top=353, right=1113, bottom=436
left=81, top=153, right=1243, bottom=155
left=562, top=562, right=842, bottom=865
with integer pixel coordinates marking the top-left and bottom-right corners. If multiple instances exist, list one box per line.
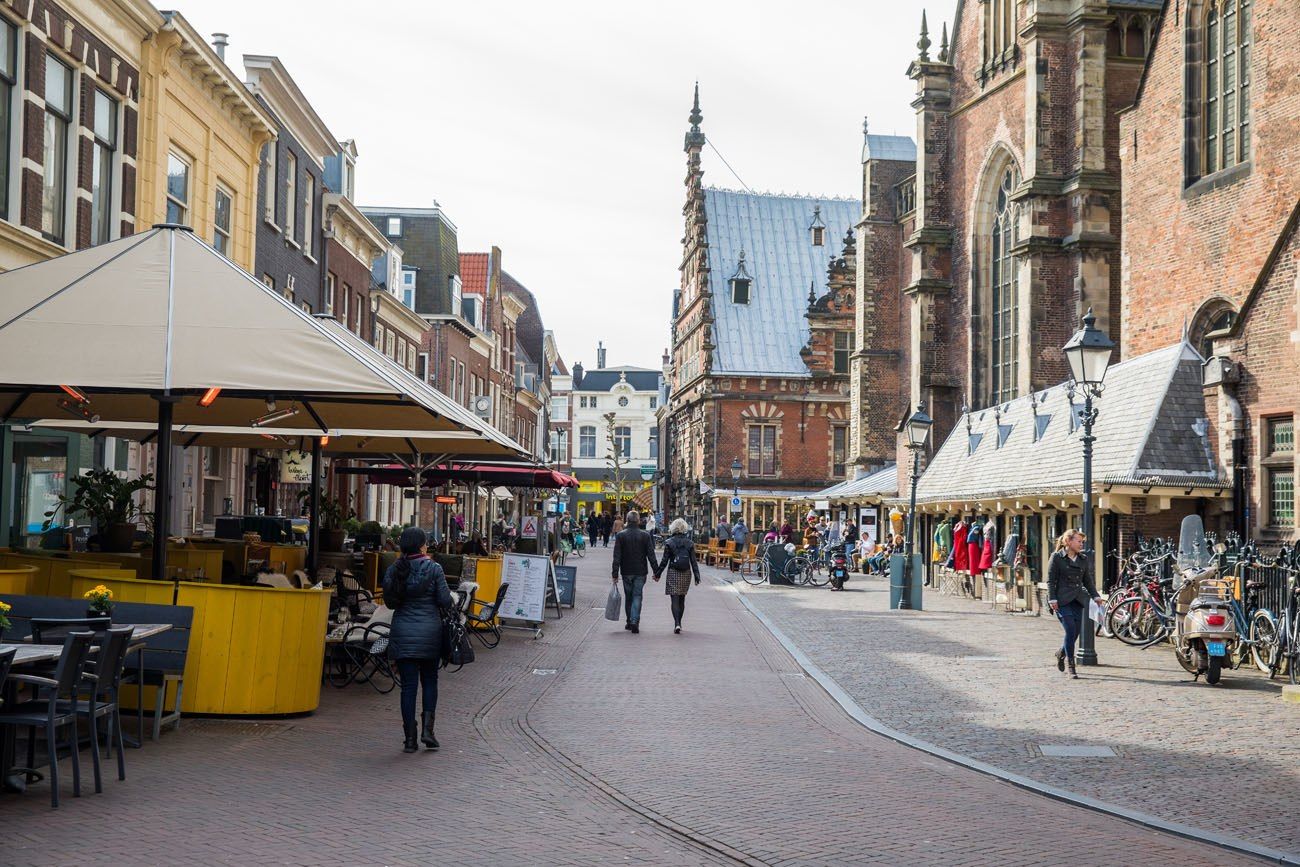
left=499, top=553, right=551, bottom=623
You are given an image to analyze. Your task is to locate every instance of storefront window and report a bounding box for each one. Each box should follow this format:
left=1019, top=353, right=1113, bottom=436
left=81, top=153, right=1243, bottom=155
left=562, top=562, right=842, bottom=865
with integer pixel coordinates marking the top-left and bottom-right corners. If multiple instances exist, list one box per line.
left=7, top=437, right=69, bottom=547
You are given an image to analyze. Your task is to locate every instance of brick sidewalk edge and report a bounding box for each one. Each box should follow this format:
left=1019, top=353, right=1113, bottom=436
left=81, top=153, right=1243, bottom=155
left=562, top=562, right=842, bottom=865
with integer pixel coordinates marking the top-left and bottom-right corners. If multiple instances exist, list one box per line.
left=726, top=580, right=1300, bottom=867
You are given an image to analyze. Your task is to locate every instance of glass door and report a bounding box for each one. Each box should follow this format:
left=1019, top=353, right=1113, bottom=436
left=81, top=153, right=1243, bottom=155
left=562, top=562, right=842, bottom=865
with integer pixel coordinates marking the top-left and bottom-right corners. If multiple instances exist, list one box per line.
left=8, top=437, right=69, bottom=548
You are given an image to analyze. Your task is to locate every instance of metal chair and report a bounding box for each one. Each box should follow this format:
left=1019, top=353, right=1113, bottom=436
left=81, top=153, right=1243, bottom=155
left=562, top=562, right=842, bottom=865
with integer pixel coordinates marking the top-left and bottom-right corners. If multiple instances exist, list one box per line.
left=0, top=632, right=96, bottom=807
left=326, top=607, right=398, bottom=693
left=62, top=626, right=134, bottom=792
left=0, top=646, right=15, bottom=705
left=31, top=618, right=111, bottom=644
left=464, top=582, right=510, bottom=648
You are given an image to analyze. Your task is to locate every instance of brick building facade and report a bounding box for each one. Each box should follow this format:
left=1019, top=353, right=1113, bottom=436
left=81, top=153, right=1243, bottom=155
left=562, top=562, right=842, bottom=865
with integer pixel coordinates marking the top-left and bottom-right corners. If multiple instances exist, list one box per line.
left=663, top=89, right=858, bottom=532
left=1119, top=0, right=1300, bottom=542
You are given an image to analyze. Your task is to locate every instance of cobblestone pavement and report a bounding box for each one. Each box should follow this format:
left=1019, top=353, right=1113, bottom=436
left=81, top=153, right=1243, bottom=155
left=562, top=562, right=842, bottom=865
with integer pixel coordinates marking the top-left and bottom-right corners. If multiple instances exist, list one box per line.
left=2, top=547, right=1265, bottom=865
left=725, top=561, right=1300, bottom=858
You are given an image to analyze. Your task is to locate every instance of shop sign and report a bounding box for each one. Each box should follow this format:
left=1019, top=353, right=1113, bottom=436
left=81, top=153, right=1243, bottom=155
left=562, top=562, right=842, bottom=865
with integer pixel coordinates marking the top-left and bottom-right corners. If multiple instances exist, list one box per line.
left=280, top=450, right=313, bottom=484
left=434, top=495, right=457, bottom=505
left=577, top=480, right=603, bottom=494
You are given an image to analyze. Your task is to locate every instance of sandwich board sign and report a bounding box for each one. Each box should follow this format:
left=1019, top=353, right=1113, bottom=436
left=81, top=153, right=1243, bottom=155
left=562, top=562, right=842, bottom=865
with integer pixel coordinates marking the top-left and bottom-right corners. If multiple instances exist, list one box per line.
left=500, top=553, right=558, bottom=623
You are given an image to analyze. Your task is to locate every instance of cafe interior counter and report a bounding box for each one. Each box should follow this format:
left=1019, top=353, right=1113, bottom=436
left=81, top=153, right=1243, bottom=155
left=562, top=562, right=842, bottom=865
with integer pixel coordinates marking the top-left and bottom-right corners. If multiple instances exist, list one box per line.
left=67, top=570, right=331, bottom=716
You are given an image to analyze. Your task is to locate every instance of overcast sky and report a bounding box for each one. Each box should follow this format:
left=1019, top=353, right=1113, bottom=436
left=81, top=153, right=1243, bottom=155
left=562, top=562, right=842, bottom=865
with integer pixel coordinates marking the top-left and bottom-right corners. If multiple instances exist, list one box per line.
left=182, top=0, right=934, bottom=370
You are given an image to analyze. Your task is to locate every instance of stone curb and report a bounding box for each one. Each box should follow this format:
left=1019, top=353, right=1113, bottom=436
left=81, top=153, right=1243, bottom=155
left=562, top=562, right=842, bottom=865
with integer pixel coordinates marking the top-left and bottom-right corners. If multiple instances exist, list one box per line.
left=725, top=580, right=1300, bottom=867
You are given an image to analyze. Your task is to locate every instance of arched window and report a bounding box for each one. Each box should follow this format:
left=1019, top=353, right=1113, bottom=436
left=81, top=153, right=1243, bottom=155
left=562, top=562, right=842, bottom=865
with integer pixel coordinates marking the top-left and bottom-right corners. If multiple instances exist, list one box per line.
left=1202, top=0, right=1251, bottom=176
left=989, top=166, right=1019, bottom=405
left=1189, top=300, right=1236, bottom=359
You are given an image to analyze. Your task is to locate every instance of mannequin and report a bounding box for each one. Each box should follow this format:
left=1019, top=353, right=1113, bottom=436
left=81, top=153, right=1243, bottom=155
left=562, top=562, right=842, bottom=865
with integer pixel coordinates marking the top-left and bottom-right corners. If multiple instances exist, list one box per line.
left=966, top=515, right=985, bottom=577
left=952, top=516, right=970, bottom=572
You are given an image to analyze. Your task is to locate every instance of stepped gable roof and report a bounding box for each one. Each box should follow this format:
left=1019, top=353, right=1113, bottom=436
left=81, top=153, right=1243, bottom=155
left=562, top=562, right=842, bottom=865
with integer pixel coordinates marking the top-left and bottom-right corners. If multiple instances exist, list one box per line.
left=703, top=188, right=859, bottom=376
left=574, top=367, right=661, bottom=392
left=863, top=135, right=916, bottom=162
left=459, top=253, right=488, bottom=295
left=915, top=342, right=1223, bottom=504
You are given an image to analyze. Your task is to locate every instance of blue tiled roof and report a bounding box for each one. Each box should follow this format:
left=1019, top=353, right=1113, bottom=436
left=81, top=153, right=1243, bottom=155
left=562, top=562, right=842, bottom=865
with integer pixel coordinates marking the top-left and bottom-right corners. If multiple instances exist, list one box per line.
left=704, top=188, right=860, bottom=376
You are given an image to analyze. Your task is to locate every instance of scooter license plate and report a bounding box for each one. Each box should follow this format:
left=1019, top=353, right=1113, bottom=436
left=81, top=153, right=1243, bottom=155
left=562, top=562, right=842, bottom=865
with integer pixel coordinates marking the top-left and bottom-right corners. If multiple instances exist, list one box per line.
left=1206, top=641, right=1227, bottom=657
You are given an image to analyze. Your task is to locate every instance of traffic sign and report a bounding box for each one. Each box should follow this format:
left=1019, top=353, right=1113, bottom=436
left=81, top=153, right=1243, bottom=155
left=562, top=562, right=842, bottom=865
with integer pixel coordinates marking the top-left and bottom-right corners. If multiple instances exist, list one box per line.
left=730, top=496, right=742, bottom=509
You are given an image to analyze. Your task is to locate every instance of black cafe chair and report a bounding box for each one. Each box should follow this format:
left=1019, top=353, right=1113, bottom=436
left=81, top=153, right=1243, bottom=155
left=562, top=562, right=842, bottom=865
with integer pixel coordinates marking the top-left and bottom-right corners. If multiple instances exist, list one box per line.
left=0, top=646, right=15, bottom=705
left=63, top=627, right=134, bottom=793
left=31, top=618, right=112, bottom=644
left=0, top=632, right=96, bottom=808
left=464, top=582, right=509, bottom=649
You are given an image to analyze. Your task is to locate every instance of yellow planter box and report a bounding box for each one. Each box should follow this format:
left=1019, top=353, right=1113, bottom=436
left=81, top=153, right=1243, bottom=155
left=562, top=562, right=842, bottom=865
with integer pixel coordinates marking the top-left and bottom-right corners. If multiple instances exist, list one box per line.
left=0, top=565, right=39, bottom=596
left=0, top=552, right=122, bottom=596
left=68, top=570, right=331, bottom=716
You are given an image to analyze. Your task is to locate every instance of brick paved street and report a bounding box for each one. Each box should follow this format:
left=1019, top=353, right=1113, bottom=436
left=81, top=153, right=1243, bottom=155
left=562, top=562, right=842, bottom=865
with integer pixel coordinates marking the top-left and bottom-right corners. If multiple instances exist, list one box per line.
left=726, top=560, right=1300, bottom=859
left=2, top=547, right=1267, bottom=865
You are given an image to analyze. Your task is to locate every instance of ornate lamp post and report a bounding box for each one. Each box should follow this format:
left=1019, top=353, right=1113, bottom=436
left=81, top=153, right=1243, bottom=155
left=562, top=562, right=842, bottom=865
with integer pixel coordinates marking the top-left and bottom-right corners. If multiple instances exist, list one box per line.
left=901, top=404, right=933, bottom=610
left=730, top=458, right=742, bottom=497
left=1063, top=308, right=1115, bottom=666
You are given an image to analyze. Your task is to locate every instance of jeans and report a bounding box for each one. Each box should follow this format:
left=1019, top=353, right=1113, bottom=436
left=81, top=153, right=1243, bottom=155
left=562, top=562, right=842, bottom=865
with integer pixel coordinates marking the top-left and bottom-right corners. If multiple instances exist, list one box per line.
left=396, top=658, right=439, bottom=726
left=1056, top=600, right=1084, bottom=662
left=622, top=574, right=647, bottom=624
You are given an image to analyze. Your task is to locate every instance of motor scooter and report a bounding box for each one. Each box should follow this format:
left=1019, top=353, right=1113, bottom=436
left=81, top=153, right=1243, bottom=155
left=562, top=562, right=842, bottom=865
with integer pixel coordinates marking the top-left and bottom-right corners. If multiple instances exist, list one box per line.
left=829, top=548, right=850, bottom=591
left=1172, top=515, right=1240, bottom=684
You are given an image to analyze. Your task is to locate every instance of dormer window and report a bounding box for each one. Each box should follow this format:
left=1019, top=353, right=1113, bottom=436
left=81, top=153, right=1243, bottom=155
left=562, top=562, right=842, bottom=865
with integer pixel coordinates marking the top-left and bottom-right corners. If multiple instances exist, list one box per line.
left=729, top=249, right=753, bottom=305
left=809, top=206, right=826, bottom=247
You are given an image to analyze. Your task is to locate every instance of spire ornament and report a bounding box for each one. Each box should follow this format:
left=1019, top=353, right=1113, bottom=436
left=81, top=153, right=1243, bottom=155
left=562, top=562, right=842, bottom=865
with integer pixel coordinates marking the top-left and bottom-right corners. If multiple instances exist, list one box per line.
left=917, top=11, right=931, bottom=62
left=939, top=21, right=949, bottom=63
left=685, top=82, right=705, bottom=150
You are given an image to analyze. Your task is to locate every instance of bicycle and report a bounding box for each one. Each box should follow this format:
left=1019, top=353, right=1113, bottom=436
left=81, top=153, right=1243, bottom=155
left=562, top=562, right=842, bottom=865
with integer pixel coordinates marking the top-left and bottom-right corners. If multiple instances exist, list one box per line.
left=571, top=532, right=587, bottom=558
left=1254, top=542, right=1299, bottom=682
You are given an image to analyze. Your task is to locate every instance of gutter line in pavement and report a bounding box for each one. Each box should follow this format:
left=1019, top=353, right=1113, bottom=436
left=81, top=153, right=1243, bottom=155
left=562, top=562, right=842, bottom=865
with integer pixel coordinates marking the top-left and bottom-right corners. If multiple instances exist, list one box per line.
left=725, top=581, right=1298, bottom=867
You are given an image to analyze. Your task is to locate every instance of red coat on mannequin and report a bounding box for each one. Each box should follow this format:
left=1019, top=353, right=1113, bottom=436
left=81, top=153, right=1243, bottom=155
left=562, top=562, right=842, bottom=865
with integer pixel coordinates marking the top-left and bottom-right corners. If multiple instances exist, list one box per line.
left=953, top=520, right=969, bottom=571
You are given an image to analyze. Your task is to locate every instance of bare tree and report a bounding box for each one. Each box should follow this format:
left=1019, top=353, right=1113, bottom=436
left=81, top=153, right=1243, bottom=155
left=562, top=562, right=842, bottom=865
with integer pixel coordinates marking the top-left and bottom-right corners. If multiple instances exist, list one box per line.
left=602, top=411, right=629, bottom=516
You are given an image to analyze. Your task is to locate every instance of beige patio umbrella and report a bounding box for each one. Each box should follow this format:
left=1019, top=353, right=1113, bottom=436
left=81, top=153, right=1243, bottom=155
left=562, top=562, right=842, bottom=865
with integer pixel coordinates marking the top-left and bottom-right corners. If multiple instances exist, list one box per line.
left=0, top=224, right=525, bottom=577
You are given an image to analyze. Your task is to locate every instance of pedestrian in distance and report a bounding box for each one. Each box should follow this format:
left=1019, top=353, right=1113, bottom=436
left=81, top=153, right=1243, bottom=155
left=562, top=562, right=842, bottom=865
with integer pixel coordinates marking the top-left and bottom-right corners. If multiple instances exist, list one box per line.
left=655, top=518, right=701, bottom=634
left=717, top=517, right=730, bottom=541
left=730, top=517, right=748, bottom=547
left=603, top=513, right=613, bottom=546
left=381, top=527, right=454, bottom=753
left=1047, top=529, right=1104, bottom=679
left=613, top=513, right=625, bottom=537
left=612, top=509, right=659, bottom=634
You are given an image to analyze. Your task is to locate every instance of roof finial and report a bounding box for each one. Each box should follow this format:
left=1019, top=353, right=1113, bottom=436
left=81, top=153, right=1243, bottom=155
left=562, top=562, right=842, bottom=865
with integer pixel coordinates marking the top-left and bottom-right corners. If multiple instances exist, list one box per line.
left=862, top=116, right=869, bottom=140
left=685, top=82, right=705, bottom=149
left=808, top=280, right=817, bottom=305
left=939, top=21, right=949, bottom=63
left=918, top=10, right=931, bottom=62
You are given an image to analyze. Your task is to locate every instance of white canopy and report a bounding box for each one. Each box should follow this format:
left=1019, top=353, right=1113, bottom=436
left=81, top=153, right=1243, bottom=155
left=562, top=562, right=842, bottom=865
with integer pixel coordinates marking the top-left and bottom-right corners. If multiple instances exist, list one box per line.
left=0, top=225, right=512, bottom=445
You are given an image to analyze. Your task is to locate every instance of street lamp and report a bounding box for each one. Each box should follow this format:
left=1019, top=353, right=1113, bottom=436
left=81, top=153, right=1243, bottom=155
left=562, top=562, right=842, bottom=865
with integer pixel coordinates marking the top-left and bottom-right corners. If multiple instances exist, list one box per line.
left=901, top=403, right=933, bottom=611
left=730, top=458, right=742, bottom=495
left=1063, top=307, right=1114, bottom=666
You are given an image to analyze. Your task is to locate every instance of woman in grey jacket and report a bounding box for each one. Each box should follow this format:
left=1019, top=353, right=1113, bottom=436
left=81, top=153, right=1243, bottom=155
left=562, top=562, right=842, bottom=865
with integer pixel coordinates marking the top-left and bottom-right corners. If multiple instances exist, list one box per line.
left=383, top=527, right=454, bottom=752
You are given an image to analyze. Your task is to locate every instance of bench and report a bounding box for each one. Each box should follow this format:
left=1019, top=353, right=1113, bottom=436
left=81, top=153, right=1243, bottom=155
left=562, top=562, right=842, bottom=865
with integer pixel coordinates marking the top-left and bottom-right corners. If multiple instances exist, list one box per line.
left=1, top=594, right=194, bottom=742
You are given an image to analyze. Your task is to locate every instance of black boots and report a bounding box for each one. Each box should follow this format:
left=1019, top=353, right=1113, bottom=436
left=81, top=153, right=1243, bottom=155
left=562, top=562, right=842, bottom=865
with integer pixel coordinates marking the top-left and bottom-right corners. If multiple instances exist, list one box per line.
left=421, top=710, right=439, bottom=750
left=402, top=720, right=418, bottom=753
left=1068, top=659, right=1078, bottom=679
left=1056, top=649, right=1066, bottom=672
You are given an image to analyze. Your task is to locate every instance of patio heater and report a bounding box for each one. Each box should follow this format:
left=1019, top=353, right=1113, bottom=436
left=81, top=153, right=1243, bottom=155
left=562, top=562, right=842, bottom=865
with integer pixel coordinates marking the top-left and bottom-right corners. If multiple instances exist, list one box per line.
left=901, top=404, right=933, bottom=610
left=1063, top=308, right=1114, bottom=666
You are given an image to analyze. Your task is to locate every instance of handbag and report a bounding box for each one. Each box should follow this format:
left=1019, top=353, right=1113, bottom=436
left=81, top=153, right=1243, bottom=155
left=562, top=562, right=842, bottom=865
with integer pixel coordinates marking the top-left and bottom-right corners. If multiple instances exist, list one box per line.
left=440, top=609, right=475, bottom=668
left=604, top=583, right=622, bottom=621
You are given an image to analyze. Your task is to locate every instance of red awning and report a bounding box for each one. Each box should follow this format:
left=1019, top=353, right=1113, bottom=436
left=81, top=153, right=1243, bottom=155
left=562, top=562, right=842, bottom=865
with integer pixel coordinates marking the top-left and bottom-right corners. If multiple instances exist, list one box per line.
left=335, top=463, right=578, bottom=489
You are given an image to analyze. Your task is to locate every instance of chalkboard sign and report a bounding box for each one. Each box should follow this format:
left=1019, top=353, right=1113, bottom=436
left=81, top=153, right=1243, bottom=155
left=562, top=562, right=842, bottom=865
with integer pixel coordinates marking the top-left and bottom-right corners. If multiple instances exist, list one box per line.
left=552, top=564, right=577, bottom=608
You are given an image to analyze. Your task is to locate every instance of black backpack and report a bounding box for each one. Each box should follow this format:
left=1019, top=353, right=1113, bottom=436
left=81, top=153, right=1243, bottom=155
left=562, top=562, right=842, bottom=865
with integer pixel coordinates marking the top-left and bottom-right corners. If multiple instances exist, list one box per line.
left=667, top=537, right=692, bottom=572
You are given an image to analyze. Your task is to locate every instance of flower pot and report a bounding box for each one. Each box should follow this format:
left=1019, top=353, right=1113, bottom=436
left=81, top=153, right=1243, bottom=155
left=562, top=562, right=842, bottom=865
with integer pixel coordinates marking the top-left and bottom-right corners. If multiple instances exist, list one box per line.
left=86, top=607, right=111, bottom=620
left=103, top=522, right=137, bottom=553
left=321, top=529, right=347, bottom=553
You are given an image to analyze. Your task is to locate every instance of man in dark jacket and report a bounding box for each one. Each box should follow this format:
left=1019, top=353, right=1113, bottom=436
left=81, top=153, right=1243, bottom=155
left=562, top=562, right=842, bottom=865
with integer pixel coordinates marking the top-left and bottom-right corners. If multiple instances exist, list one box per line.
left=612, top=510, right=658, bottom=634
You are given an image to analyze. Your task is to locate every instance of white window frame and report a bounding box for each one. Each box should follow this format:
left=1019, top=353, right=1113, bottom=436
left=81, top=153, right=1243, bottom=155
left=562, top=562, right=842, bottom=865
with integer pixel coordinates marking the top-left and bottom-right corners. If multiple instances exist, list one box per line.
left=262, top=143, right=277, bottom=224
left=325, top=273, right=336, bottom=315
left=284, top=152, right=297, bottom=241
left=90, top=89, right=118, bottom=246
left=165, top=150, right=191, bottom=228
left=41, top=53, right=74, bottom=245
left=386, top=216, right=401, bottom=236
left=302, top=173, right=315, bottom=257
left=213, top=185, right=233, bottom=256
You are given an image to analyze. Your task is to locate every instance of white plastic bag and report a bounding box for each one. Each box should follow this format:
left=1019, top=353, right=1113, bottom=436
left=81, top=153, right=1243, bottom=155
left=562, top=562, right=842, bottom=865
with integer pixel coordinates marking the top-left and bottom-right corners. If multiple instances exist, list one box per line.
left=604, top=583, right=623, bottom=621
left=1088, top=598, right=1107, bottom=624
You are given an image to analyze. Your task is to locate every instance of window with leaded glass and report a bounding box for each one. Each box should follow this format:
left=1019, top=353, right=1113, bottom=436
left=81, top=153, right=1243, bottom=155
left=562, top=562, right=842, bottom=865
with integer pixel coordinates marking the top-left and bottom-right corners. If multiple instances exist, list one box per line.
left=1269, top=470, right=1294, bottom=527
left=989, top=166, right=1019, bottom=405
left=832, top=426, right=847, bottom=477
left=1203, top=0, right=1251, bottom=176
left=747, top=423, right=778, bottom=477
left=1269, top=417, right=1294, bottom=456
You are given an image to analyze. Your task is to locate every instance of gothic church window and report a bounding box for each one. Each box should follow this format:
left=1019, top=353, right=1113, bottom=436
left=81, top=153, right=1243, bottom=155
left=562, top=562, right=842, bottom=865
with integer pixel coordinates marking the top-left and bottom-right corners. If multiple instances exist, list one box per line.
left=984, top=0, right=1015, bottom=72
left=989, top=166, right=1020, bottom=406
left=1202, top=0, right=1251, bottom=176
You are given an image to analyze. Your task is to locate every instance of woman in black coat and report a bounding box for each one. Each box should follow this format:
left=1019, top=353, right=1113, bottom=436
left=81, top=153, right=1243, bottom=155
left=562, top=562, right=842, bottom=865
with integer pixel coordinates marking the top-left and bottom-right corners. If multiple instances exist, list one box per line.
left=654, top=518, right=701, bottom=634
left=1047, top=529, right=1104, bottom=679
left=382, top=527, right=454, bottom=752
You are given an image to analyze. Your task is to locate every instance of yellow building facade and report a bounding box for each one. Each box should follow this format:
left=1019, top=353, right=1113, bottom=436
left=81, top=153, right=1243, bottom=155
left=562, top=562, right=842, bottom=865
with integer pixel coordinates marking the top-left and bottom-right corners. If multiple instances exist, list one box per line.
left=136, top=11, right=274, bottom=271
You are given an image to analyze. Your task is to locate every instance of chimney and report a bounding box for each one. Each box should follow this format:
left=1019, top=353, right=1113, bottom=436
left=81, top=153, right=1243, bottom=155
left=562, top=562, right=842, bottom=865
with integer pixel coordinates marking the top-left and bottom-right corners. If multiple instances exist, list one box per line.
left=211, top=33, right=229, bottom=61
left=572, top=362, right=584, bottom=389
left=596, top=341, right=606, bottom=370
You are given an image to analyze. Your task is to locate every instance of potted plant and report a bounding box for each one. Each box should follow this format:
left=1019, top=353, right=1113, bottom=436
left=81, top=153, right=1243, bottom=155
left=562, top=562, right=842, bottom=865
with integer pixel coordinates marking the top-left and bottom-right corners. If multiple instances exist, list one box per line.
left=83, top=584, right=113, bottom=618
left=298, top=491, right=355, bottom=553
left=43, top=469, right=154, bottom=553
left=0, top=598, right=11, bottom=642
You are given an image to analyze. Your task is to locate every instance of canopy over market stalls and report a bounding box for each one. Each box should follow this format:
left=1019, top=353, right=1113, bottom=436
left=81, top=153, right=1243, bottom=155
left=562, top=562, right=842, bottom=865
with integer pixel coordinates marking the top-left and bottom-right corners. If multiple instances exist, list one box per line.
left=0, top=225, right=526, bottom=578
left=340, top=463, right=578, bottom=489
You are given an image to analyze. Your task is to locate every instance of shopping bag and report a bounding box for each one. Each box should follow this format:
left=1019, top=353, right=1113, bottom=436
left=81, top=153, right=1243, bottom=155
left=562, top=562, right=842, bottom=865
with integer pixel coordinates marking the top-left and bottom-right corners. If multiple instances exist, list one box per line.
left=604, top=583, right=622, bottom=621
left=1088, top=598, right=1107, bottom=624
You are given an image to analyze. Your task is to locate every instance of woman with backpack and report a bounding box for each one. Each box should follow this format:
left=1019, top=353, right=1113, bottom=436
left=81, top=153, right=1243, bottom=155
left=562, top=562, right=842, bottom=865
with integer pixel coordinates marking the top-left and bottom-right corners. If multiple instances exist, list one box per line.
left=382, top=527, right=454, bottom=753
left=655, top=518, right=701, bottom=634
